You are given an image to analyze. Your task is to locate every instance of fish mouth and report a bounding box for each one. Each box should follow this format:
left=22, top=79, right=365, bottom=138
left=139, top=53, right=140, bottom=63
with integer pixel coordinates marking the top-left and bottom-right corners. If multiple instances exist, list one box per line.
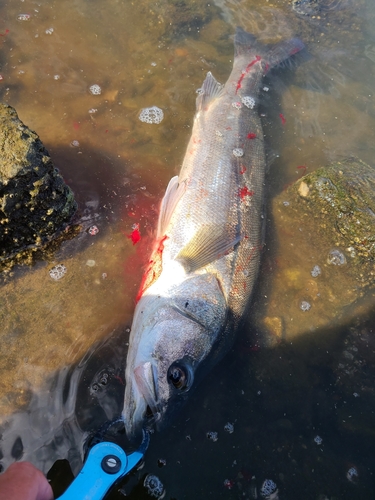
left=125, top=361, right=161, bottom=438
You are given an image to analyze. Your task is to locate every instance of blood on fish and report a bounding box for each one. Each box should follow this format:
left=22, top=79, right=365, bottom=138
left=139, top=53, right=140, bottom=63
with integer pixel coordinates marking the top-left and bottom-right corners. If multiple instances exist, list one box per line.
left=239, top=186, right=254, bottom=199
left=247, top=133, right=256, bottom=139
left=239, top=165, right=247, bottom=174
left=128, top=224, right=141, bottom=245
left=113, top=374, right=125, bottom=385
left=136, top=235, right=168, bottom=302
left=235, top=55, right=261, bottom=92
left=279, top=113, right=286, bottom=125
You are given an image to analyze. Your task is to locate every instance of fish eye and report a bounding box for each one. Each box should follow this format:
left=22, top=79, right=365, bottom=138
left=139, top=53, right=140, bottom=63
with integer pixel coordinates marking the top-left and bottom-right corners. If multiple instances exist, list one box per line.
left=167, top=364, right=188, bottom=390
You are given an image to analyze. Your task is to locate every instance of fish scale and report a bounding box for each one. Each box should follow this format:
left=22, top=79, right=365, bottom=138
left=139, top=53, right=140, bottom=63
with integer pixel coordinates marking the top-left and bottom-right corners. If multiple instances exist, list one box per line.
left=123, top=28, right=304, bottom=439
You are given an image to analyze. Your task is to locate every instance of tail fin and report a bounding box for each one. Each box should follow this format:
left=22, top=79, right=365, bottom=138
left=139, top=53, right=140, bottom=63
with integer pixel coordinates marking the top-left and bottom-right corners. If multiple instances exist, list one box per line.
left=234, top=26, right=305, bottom=70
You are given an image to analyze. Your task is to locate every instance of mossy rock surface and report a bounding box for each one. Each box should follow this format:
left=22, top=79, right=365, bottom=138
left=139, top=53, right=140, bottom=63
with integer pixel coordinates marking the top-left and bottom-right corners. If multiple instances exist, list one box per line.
left=0, top=103, right=77, bottom=269
left=255, top=158, right=375, bottom=343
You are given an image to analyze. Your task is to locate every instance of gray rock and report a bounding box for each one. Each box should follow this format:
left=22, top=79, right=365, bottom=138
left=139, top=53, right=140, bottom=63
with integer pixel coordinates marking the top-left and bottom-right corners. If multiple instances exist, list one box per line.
left=0, top=103, right=77, bottom=270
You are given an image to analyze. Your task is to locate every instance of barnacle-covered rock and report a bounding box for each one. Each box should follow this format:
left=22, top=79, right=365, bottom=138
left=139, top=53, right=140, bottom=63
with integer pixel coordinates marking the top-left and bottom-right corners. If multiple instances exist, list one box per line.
left=0, top=103, right=77, bottom=271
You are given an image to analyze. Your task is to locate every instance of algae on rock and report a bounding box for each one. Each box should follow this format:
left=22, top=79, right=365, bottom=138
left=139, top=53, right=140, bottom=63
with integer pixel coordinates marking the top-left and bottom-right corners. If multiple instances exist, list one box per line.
left=0, top=103, right=77, bottom=270
left=255, top=158, right=375, bottom=344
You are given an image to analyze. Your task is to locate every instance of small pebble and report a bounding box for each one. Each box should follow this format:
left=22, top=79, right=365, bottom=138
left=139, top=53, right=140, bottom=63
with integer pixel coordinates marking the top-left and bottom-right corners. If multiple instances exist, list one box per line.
left=86, top=259, right=96, bottom=267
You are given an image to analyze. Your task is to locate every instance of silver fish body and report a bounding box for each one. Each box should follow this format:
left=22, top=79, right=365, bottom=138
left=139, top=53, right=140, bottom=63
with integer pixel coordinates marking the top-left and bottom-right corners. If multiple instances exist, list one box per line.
left=123, top=28, right=304, bottom=438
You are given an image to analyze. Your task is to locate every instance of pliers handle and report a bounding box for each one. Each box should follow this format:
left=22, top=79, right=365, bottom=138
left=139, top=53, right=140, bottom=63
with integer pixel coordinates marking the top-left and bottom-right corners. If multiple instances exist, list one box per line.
left=56, top=431, right=149, bottom=500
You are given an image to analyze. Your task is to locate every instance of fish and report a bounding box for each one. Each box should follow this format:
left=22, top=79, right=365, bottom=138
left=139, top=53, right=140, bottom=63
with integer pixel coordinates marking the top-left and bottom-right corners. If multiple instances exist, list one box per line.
left=123, top=27, right=304, bottom=438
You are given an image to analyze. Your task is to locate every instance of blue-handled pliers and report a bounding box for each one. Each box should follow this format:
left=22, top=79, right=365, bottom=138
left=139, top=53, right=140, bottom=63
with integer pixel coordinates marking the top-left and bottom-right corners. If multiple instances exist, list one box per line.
left=56, top=429, right=149, bottom=500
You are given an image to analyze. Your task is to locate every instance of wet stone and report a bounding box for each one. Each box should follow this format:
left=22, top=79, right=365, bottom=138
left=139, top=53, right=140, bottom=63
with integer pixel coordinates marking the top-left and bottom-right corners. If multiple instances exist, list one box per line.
left=0, top=103, right=77, bottom=271
left=255, top=158, right=375, bottom=343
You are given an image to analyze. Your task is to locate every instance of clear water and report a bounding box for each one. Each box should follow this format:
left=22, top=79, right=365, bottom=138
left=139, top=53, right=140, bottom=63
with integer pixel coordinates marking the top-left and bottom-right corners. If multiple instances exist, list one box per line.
left=1, top=0, right=375, bottom=498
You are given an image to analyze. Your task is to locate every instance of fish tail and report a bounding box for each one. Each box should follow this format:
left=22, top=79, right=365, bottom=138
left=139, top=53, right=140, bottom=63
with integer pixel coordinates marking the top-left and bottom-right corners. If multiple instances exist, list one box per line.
left=234, top=26, right=304, bottom=70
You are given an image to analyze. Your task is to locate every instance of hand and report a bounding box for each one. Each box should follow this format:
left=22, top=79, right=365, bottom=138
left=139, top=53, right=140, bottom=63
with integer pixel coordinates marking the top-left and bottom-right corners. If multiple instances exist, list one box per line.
left=0, top=462, right=53, bottom=500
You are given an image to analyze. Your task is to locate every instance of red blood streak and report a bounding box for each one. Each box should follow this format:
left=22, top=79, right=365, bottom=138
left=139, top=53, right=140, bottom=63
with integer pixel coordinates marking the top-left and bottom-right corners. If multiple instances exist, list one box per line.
left=136, top=235, right=168, bottom=302
left=236, top=55, right=261, bottom=92
left=157, top=235, right=168, bottom=253
left=297, top=165, right=306, bottom=173
left=239, top=186, right=254, bottom=199
left=279, top=113, right=286, bottom=125
left=73, top=121, right=80, bottom=130
left=113, top=374, right=125, bottom=385
left=0, top=29, right=9, bottom=36
left=239, top=165, right=247, bottom=174
left=226, top=126, right=232, bottom=130
left=128, top=225, right=141, bottom=245
left=247, top=133, right=256, bottom=139
left=290, top=47, right=301, bottom=55
left=264, top=63, right=270, bottom=73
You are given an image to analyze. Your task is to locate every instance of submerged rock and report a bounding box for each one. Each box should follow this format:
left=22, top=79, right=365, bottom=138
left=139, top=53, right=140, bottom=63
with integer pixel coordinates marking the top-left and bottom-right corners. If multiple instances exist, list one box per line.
left=0, top=103, right=77, bottom=270
left=256, top=158, right=375, bottom=344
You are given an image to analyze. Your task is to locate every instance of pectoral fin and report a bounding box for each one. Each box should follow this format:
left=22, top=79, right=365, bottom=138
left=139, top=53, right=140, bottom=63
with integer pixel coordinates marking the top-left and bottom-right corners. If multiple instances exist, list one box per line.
left=157, top=176, right=187, bottom=238
left=177, top=225, right=240, bottom=273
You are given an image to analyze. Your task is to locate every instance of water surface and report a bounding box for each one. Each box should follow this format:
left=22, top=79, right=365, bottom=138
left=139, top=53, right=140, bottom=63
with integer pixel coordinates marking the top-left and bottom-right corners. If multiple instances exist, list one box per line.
left=1, top=0, right=375, bottom=498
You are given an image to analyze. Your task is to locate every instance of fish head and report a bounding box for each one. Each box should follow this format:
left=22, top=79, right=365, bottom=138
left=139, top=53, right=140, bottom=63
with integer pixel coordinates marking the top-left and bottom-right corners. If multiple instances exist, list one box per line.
left=123, top=273, right=227, bottom=439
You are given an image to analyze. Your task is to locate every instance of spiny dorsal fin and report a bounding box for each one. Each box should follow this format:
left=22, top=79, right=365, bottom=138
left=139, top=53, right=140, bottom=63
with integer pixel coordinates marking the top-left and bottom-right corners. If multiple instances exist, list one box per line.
left=176, top=224, right=241, bottom=273
left=157, top=176, right=187, bottom=239
left=196, top=72, right=224, bottom=112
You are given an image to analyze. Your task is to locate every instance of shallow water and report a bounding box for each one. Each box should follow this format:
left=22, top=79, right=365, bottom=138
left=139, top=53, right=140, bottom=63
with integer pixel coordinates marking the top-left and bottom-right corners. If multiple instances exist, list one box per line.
left=1, top=0, right=375, bottom=498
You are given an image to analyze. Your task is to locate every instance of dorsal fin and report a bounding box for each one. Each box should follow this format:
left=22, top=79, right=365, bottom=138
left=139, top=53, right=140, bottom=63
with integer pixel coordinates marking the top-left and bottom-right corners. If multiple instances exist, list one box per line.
left=196, top=72, right=224, bottom=112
